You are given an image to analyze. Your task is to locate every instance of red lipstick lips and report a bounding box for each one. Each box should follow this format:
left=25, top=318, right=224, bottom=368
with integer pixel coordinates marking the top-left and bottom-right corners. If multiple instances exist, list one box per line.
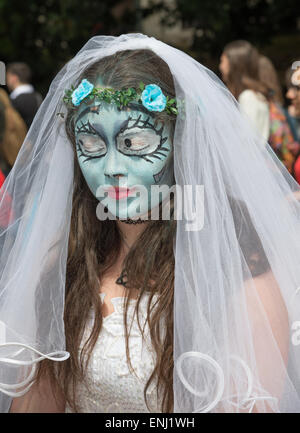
left=106, top=186, right=136, bottom=200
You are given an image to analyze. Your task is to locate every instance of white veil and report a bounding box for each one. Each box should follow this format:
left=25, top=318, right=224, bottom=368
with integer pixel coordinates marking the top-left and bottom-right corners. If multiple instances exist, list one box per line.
left=1, top=33, right=300, bottom=413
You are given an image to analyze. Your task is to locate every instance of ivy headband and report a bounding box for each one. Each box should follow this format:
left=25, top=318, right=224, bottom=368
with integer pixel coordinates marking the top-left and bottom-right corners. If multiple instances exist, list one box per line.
left=63, top=79, right=178, bottom=116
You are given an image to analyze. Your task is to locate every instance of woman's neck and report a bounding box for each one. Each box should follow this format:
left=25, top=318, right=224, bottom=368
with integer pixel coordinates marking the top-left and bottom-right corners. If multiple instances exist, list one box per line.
left=116, top=219, right=148, bottom=250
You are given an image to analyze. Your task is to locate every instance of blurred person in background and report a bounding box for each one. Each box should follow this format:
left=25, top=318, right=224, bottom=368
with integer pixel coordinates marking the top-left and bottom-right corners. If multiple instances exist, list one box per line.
left=6, top=62, right=43, bottom=129
left=292, top=68, right=300, bottom=114
left=289, top=67, right=300, bottom=184
left=219, top=40, right=270, bottom=142
left=285, top=66, right=300, bottom=140
left=0, top=96, right=4, bottom=148
left=0, top=88, right=27, bottom=175
left=0, top=99, right=15, bottom=227
left=0, top=98, right=7, bottom=186
left=259, top=55, right=284, bottom=105
left=258, top=55, right=299, bottom=176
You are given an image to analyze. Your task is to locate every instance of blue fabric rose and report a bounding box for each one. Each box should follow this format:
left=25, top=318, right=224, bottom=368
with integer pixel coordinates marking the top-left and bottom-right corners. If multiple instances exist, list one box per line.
left=141, top=84, right=167, bottom=112
left=71, top=79, right=94, bottom=106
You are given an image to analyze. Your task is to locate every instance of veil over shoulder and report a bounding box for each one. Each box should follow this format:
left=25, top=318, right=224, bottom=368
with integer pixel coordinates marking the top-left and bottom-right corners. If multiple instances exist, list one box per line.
left=1, top=34, right=300, bottom=412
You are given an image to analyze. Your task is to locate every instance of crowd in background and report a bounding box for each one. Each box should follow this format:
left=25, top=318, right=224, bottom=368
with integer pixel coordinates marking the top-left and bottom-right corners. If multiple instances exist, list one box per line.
left=0, top=63, right=42, bottom=184
left=219, top=40, right=300, bottom=183
left=0, top=40, right=300, bottom=187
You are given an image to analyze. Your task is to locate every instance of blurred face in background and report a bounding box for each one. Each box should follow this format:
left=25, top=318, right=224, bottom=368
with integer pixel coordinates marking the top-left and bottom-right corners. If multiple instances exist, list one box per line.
left=294, top=91, right=300, bottom=118
left=286, top=86, right=298, bottom=102
left=290, top=69, right=300, bottom=117
left=6, top=72, right=19, bottom=92
left=219, top=53, right=230, bottom=82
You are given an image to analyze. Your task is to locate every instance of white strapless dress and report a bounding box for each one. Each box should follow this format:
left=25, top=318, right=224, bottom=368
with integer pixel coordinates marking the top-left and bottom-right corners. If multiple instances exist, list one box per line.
left=65, top=291, right=162, bottom=413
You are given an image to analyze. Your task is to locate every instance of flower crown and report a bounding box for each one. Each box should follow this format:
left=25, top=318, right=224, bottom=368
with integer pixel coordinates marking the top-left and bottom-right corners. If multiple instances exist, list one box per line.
left=63, top=79, right=178, bottom=116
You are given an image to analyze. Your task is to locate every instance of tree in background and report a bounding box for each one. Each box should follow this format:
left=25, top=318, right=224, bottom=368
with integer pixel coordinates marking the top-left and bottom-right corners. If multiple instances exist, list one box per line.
left=0, top=0, right=299, bottom=94
left=141, top=0, right=300, bottom=82
left=0, top=0, right=137, bottom=94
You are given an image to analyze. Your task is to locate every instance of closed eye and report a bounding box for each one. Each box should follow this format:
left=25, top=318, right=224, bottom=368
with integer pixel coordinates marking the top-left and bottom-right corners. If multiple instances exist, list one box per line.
left=76, top=133, right=107, bottom=159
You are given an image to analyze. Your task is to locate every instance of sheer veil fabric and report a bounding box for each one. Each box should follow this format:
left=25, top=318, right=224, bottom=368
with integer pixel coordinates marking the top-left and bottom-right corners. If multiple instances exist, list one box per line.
left=1, top=34, right=300, bottom=412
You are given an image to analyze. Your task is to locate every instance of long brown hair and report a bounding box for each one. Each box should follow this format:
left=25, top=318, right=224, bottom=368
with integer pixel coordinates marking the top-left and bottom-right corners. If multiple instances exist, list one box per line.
left=258, top=55, right=284, bottom=105
left=223, top=40, right=269, bottom=100
left=37, top=49, right=176, bottom=412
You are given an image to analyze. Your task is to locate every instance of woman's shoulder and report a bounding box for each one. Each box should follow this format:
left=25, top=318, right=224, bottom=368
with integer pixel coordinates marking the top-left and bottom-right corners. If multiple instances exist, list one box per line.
left=238, top=89, right=268, bottom=105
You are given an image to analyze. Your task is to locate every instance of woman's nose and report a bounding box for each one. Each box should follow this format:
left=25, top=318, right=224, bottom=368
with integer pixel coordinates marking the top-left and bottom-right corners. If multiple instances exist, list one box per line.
left=104, top=147, right=127, bottom=180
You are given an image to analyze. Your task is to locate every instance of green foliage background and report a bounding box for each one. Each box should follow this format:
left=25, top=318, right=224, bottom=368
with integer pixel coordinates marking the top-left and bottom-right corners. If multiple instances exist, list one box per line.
left=0, top=0, right=299, bottom=95
left=0, top=0, right=137, bottom=93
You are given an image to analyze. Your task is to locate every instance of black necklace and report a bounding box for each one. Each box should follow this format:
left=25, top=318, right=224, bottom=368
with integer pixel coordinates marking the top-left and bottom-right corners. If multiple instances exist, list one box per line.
left=117, top=217, right=150, bottom=225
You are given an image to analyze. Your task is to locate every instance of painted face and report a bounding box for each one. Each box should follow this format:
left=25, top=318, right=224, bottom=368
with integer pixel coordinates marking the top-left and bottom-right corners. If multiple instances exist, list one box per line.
left=74, top=101, right=174, bottom=220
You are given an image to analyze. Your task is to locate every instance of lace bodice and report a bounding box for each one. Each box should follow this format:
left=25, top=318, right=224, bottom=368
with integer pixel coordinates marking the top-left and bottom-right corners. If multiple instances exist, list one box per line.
left=65, top=291, right=162, bottom=413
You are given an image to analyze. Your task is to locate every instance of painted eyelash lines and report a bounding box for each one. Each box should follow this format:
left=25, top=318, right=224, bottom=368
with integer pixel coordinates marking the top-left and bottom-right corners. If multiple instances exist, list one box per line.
left=140, top=138, right=169, bottom=164
left=76, top=115, right=170, bottom=163
left=122, top=115, right=169, bottom=164
left=75, top=120, right=97, bottom=136
left=76, top=120, right=107, bottom=162
left=76, top=141, right=106, bottom=163
left=123, top=115, right=162, bottom=136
